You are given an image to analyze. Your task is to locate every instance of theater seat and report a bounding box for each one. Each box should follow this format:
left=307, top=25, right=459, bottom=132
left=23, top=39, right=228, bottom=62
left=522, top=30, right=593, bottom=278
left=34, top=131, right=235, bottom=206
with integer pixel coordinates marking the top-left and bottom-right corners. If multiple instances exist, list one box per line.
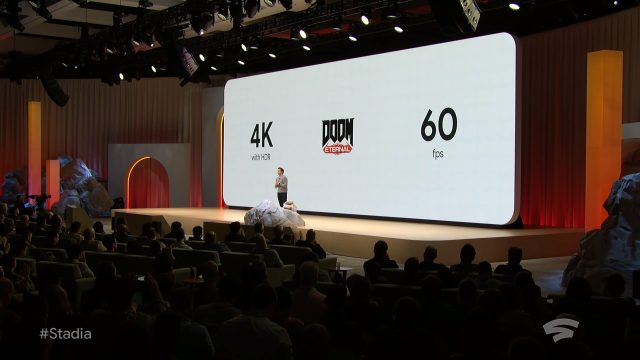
left=227, top=242, right=256, bottom=253
left=29, top=247, right=68, bottom=262
left=171, top=248, right=221, bottom=268
left=271, top=244, right=338, bottom=270
left=84, top=251, right=155, bottom=276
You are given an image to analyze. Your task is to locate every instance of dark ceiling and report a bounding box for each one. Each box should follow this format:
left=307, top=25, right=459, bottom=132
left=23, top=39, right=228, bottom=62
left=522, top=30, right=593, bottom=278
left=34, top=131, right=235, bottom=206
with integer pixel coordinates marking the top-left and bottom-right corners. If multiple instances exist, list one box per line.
left=1, top=0, right=638, bottom=84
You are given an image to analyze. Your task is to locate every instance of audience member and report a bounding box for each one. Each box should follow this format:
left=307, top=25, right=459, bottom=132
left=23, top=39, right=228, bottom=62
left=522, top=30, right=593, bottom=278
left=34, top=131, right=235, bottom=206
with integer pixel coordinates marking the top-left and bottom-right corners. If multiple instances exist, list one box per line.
left=102, top=236, right=118, bottom=252
left=67, top=244, right=95, bottom=278
left=363, top=240, right=399, bottom=271
left=193, top=261, right=220, bottom=307
left=475, top=261, right=501, bottom=290
left=172, top=228, right=192, bottom=250
left=254, top=235, right=284, bottom=268
left=92, top=221, right=105, bottom=235
left=194, top=277, right=242, bottom=338
left=248, top=222, right=269, bottom=244
left=295, top=229, right=327, bottom=259
left=495, top=247, right=525, bottom=276
left=224, top=221, right=247, bottom=243
left=190, top=225, right=203, bottom=241
left=217, top=284, right=292, bottom=360
left=291, top=261, right=327, bottom=324
left=165, top=221, right=183, bottom=239
left=271, top=225, right=289, bottom=245
left=201, top=230, right=229, bottom=252
left=419, top=245, right=449, bottom=273
left=450, top=243, right=479, bottom=275
left=81, top=228, right=107, bottom=252
left=1, top=253, right=35, bottom=294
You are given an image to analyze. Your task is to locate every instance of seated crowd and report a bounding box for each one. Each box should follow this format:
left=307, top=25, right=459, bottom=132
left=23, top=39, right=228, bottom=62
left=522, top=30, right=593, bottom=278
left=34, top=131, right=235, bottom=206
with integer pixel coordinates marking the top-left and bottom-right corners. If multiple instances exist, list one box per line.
left=0, top=202, right=637, bottom=360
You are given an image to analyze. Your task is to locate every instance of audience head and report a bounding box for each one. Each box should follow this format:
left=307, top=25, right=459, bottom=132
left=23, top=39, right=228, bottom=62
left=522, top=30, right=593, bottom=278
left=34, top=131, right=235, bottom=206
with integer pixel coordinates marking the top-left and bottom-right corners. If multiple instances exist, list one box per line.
left=373, top=240, right=389, bottom=259
left=458, top=278, right=479, bottom=306
left=254, top=222, right=264, bottom=235
left=421, top=275, right=443, bottom=303
left=47, top=231, right=60, bottom=248
left=70, top=221, right=82, bottom=234
left=153, top=250, right=174, bottom=274
left=93, top=221, right=105, bottom=234
left=459, top=243, right=476, bottom=264
left=169, top=287, right=194, bottom=318
left=149, top=240, right=163, bottom=257
left=251, top=283, right=278, bottom=315
left=404, top=257, right=420, bottom=274
left=192, top=226, right=203, bottom=239
left=229, top=221, right=241, bottom=234
left=116, top=224, right=129, bottom=237
left=306, top=229, right=316, bottom=243
left=604, top=273, right=625, bottom=298
left=147, top=228, right=158, bottom=242
left=10, top=240, right=28, bottom=257
left=203, top=230, right=216, bottom=244
left=255, top=235, right=269, bottom=251
left=393, top=296, right=423, bottom=329
left=423, top=245, right=438, bottom=263
left=115, top=217, right=127, bottom=227
left=298, top=261, right=319, bottom=287
left=346, top=274, right=371, bottom=301
left=478, top=261, right=493, bottom=276
left=201, top=260, right=219, bottom=284
left=170, top=221, right=182, bottom=234
left=83, top=227, right=96, bottom=241
left=508, top=246, right=523, bottom=265
left=174, top=228, right=185, bottom=242
left=102, top=236, right=117, bottom=252
left=363, top=260, right=382, bottom=283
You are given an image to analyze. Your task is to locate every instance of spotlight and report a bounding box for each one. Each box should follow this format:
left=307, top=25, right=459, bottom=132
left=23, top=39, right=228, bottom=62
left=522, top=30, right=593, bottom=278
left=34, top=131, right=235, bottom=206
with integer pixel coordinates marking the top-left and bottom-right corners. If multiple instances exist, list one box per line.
left=238, top=59, right=245, bottom=65
left=119, top=72, right=125, bottom=80
left=361, top=9, right=371, bottom=25
left=29, top=0, right=52, bottom=20
left=139, top=0, right=153, bottom=8
left=151, top=65, right=157, bottom=73
left=268, top=51, right=276, bottom=59
left=199, top=53, right=206, bottom=61
left=508, top=2, right=520, bottom=11
left=264, top=0, right=276, bottom=6
left=241, top=42, right=248, bottom=52
left=245, top=0, right=259, bottom=18
left=302, top=44, right=311, bottom=51
left=394, top=25, right=403, bottom=33
left=217, top=0, right=229, bottom=20
left=348, top=35, right=357, bottom=42
left=331, top=16, right=342, bottom=31
left=385, top=1, right=399, bottom=19
left=280, top=0, right=293, bottom=10
left=210, top=66, right=218, bottom=71
left=191, top=12, right=214, bottom=36
left=298, top=28, right=308, bottom=39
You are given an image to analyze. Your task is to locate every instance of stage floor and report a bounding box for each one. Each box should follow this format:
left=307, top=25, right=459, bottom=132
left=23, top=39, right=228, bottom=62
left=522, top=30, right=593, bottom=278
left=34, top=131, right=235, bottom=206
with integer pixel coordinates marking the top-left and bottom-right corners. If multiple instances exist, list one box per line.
left=112, top=208, right=584, bottom=264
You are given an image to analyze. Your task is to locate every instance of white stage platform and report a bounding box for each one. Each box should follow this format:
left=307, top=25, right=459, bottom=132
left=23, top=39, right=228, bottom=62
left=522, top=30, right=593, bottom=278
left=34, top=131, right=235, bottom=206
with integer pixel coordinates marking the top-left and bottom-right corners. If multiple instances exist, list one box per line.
left=112, top=208, right=584, bottom=265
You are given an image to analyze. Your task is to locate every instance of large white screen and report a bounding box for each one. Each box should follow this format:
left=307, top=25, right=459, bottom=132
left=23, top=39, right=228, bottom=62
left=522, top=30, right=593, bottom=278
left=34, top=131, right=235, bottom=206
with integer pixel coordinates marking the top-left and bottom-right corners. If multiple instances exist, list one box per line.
left=224, top=33, right=520, bottom=225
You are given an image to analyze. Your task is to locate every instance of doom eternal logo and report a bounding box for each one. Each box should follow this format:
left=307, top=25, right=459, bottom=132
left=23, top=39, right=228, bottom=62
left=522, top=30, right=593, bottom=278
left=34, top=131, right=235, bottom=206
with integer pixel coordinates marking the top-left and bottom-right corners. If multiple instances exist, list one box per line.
left=322, top=118, right=353, bottom=155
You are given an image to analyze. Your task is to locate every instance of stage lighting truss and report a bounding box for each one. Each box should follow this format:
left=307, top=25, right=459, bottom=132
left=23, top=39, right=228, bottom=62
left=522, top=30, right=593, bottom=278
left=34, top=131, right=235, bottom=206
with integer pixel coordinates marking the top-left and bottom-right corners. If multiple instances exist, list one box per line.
left=191, top=11, right=214, bottom=35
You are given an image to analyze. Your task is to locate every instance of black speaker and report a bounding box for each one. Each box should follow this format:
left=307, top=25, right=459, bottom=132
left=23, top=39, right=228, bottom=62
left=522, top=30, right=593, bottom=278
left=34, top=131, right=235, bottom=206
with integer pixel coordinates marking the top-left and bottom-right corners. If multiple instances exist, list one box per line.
left=39, top=64, right=69, bottom=107
left=430, top=0, right=481, bottom=35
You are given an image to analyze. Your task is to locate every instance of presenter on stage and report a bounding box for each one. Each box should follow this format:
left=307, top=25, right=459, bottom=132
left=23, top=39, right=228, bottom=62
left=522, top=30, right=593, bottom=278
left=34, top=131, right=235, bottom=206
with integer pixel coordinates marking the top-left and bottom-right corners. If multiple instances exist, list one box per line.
left=275, top=167, right=288, bottom=207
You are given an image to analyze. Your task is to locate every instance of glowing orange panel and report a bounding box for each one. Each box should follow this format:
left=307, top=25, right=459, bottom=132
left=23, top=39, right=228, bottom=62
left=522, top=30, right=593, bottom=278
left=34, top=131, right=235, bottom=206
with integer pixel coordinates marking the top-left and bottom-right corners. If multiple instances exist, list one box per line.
left=28, top=101, right=42, bottom=202
left=45, top=160, right=60, bottom=209
left=219, top=114, right=225, bottom=208
left=585, top=50, right=623, bottom=230
left=126, top=156, right=150, bottom=208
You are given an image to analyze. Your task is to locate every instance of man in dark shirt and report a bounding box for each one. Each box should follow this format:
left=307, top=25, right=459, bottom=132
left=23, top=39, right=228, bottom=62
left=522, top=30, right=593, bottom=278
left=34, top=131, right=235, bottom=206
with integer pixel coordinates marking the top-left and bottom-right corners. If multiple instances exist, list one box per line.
left=494, top=246, right=525, bottom=276
left=419, top=245, right=448, bottom=273
left=363, top=240, right=399, bottom=270
left=224, top=221, right=247, bottom=243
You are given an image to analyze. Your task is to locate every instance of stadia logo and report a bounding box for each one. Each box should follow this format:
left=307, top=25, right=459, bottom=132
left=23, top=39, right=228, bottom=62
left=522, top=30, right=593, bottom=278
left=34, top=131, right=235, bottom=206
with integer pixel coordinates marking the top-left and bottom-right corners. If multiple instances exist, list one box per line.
left=322, top=118, right=354, bottom=155
left=543, top=318, right=580, bottom=343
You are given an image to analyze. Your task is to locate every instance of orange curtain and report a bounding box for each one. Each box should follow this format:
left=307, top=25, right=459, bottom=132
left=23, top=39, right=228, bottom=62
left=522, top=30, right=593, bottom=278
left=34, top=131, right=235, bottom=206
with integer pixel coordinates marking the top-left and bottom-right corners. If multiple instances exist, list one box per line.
left=128, top=158, right=170, bottom=209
